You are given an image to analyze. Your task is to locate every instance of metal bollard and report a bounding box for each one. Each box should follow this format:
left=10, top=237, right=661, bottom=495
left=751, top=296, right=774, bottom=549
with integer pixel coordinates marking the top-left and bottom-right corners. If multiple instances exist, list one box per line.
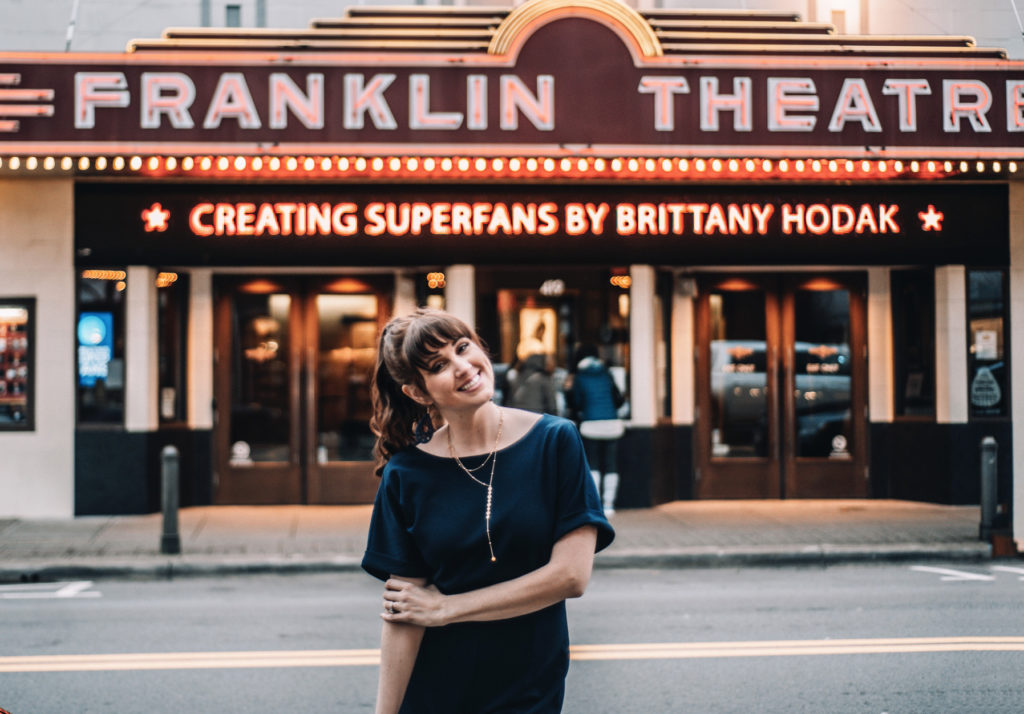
left=979, top=436, right=997, bottom=541
left=161, top=445, right=182, bottom=555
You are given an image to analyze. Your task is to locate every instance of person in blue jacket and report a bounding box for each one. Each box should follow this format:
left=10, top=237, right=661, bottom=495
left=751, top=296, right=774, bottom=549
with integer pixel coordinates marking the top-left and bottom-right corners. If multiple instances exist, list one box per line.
left=565, top=344, right=625, bottom=516
left=363, top=308, right=614, bottom=714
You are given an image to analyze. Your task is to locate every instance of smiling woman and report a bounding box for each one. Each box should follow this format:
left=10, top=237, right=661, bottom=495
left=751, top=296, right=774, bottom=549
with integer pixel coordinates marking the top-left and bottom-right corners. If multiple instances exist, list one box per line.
left=362, top=307, right=614, bottom=714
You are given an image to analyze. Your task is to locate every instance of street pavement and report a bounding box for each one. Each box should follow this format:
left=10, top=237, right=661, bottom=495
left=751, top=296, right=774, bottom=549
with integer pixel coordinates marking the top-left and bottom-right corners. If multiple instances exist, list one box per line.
left=0, top=499, right=1002, bottom=581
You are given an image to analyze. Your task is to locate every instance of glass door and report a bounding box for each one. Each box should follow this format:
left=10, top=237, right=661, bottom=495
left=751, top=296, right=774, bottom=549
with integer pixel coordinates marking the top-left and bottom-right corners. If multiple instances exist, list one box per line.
left=304, top=284, right=389, bottom=504
left=783, top=276, right=867, bottom=498
left=696, top=277, right=781, bottom=497
left=695, top=274, right=867, bottom=499
left=215, top=279, right=301, bottom=504
left=213, top=276, right=391, bottom=505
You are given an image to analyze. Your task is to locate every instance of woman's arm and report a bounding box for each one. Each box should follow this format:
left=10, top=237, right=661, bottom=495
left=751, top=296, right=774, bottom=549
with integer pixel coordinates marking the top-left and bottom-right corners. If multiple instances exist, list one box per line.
left=375, top=576, right=427, bottom=714
left=381, top=525, right=597, bottom=628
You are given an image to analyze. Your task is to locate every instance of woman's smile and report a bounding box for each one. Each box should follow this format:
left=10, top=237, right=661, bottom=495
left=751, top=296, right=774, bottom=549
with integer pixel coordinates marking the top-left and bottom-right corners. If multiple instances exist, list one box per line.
left=458, top=372, right=483, bottom=392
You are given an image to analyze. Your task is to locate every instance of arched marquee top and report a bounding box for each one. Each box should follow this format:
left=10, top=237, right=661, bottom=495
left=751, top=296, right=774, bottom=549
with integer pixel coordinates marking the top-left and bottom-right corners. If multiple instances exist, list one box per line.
left=488, top=0, right=664, bottom=59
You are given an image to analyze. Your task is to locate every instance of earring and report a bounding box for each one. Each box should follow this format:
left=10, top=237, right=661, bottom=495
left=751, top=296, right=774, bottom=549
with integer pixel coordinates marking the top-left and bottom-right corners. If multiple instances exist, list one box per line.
left=414, top=412, right=435, bottom=444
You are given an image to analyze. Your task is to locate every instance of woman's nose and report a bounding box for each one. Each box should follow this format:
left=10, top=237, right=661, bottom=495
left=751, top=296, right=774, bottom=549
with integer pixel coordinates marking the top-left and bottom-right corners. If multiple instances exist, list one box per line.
left=451, top=353, right=471, bottom=375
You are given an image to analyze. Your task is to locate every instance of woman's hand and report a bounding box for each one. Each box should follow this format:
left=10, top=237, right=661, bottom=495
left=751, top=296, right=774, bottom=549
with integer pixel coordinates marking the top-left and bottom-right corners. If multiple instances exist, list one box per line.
left=381, top=578, right=450, bottom=627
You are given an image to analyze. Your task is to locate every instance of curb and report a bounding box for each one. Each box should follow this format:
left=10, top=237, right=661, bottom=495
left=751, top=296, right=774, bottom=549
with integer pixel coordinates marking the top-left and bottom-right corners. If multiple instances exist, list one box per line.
left=0, top=543, right=995, bottom=582
left=594, top=542, right=994, bottom=570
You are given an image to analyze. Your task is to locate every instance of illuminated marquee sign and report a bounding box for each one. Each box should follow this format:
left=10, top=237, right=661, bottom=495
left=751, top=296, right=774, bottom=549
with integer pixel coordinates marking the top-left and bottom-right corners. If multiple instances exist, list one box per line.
left=75, top=183, right=1007, bottom=267
left=177, top=198, right=907, bottom=239
left=3, top=17, right=1024, bottom=156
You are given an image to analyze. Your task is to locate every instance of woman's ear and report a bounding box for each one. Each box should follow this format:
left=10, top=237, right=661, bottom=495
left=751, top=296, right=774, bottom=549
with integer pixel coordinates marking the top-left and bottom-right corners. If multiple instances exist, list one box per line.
left=401, top=383, right=432, bottom=406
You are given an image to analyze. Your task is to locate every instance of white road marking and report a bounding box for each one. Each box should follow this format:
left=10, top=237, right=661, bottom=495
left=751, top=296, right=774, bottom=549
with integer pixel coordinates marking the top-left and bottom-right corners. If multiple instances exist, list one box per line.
left=0, top=581, right=101, bottom=599
left=910, top=566, right=995, bottom=582
left=3, top=637, right=1024, bottom=672
left=991, top=565, right=1024, bottom=580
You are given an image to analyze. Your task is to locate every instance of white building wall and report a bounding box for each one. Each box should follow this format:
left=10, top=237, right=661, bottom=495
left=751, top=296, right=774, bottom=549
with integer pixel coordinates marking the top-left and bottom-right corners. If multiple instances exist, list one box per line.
left=187, top=269, right=215, bottom=430
left=125, top=266, right=159, bottom=433
left=670, top=276, right=695, bottom=426
left=1009, top=184, right=1024, bottom=551
left=445, top=264, right=476, bottom=330
left=629, top=265, right=658, bottom=428
left=0, top=178, right=75, bottom=518
left=935, top=266, right=969, bottom=424
left=867, top=268, right=894, bottom=423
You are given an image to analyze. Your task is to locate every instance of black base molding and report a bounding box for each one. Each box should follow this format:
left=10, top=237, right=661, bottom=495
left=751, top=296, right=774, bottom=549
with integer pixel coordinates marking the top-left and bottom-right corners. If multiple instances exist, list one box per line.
left=75, top=428, right=212, bottom=515
left=870, top=421, right=1013, bottom=527
left=617, top=423, right=693, bottom=508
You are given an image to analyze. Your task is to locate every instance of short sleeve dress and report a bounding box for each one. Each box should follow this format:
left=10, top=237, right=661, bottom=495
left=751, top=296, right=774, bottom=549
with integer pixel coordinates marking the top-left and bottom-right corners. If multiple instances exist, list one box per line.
left=362, top=413, right=615, bottom=714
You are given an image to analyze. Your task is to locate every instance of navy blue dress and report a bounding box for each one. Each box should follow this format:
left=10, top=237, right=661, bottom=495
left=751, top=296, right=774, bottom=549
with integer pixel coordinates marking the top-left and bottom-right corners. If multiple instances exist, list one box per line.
left=362, top=414, right=615, bottom=714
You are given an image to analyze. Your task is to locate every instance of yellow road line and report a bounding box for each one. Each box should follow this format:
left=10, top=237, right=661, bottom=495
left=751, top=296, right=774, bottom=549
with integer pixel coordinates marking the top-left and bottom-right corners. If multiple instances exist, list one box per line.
left=2, top=638, right=1023, bottom=673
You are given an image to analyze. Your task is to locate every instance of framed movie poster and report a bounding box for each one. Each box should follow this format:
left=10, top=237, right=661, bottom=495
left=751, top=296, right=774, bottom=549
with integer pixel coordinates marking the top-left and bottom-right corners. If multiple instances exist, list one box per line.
left=0, top=298, right=35, bottom=430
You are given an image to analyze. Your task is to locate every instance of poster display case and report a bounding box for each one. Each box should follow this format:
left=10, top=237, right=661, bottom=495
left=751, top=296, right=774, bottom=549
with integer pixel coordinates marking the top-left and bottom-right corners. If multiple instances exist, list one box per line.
left=0, top=298, right=34, bottom=430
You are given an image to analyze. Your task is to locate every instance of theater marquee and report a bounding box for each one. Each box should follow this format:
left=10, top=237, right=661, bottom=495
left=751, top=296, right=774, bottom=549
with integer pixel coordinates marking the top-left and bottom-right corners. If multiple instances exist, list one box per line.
left=75, top=183, right=1008, bottom=266
left=3, top=5, right=1024, bottom=158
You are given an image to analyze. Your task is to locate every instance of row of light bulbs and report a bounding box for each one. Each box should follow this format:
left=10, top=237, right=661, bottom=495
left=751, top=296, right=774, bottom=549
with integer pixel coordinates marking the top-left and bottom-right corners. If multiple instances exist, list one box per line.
left=1, top=154, right=1021, bottom=177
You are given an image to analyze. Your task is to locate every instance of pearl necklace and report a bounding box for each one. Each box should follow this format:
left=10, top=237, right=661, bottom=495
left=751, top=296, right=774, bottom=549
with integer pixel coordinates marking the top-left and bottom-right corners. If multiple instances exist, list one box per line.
left=447, top=408, right=504, bottom=563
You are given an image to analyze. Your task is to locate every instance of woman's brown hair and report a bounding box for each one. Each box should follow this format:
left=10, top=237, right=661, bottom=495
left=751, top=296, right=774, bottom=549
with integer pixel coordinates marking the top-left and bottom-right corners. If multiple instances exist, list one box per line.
left=370, top=308, right=482, bottom=476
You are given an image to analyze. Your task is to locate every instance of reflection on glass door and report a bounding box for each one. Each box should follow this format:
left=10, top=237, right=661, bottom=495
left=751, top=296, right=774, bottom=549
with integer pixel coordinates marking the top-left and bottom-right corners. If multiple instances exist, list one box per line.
left=696, top=274, right=867, bottom=499
left=314, top=294, right=378, bottom=462
left=306, top=289, right=385, bottom=504
left=231, top=292, right=293, bottom=465
left=710, top=288, right=769, bottom=459
left=792, top=288, right=852, bottom=460
left=215, top=276, right=390, bottom=505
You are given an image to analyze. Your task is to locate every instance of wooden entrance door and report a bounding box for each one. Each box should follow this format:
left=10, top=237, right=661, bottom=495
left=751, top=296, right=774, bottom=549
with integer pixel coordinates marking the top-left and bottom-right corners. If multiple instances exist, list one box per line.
left=213, top=275, right=391, bottom=505
left=695, top=274, right=868, bottom=499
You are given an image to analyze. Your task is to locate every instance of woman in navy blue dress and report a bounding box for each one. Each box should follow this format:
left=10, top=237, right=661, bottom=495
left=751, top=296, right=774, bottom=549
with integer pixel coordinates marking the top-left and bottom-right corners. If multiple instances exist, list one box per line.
left=363, top=308, right=614, bottom=714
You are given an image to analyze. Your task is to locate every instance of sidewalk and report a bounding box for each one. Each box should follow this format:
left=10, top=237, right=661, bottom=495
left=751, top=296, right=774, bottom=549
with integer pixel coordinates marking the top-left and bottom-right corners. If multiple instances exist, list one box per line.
left=0, top=500, right=997, bottom=581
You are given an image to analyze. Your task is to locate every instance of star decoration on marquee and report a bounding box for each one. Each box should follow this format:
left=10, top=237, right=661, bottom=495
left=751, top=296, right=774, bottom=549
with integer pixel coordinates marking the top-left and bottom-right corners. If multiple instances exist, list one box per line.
left=918, top=204, right=944, bottom=231
left=142, top=202, right=171, bottom=232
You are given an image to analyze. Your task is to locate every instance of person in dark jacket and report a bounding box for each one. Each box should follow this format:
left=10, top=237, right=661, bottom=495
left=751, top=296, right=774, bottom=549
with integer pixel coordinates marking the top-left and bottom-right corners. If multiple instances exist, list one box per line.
left=506, top=352, right=558, bottom=414
left=565, top=344, right=625, bottom=515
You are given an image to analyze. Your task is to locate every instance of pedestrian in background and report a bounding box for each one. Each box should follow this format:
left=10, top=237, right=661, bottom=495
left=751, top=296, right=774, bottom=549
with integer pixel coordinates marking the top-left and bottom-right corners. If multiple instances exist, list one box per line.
left=505, top=351, right=558, bottom=414
left=364, top=308, right=614, bottom=714
left=565, top=344, right=625, bottom=516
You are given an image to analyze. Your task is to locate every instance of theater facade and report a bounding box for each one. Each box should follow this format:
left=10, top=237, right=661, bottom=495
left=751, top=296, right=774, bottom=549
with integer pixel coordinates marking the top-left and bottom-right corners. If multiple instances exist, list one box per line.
left=0, top=0, right=1020, bottom=548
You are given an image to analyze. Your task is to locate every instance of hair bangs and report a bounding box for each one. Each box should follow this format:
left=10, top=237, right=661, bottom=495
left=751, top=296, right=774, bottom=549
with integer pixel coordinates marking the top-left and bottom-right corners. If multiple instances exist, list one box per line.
left=403, top=312, right=475, bottom=370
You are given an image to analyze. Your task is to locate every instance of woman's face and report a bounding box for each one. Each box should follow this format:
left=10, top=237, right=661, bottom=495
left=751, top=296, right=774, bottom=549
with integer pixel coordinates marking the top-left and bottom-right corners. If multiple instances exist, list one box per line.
left=409, top=336, right=494, bottom=413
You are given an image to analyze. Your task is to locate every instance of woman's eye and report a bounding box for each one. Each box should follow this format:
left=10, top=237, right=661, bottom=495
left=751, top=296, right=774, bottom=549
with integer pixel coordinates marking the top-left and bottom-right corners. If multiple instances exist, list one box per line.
left=456, top=340, right=469, bottom=353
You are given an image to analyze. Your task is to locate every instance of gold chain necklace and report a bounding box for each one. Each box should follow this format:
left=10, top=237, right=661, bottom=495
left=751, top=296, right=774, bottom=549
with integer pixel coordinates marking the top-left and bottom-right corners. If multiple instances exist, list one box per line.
left=447, top=408, right=504, bottom=563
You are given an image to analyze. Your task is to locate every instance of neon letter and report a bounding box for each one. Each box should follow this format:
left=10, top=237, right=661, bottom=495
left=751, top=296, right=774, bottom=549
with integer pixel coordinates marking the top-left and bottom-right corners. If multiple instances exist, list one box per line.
left=1007, top=80, right=1024, bottom=132
left=190, top=203, right=214, bottom=236
left=828, top=78, right=882, bottom=132
left=638, top=76, right=690, bottom=131
left=565, top=204, right=588, bottom=236
left=203, top=73, right=261, bottom=129
left=140, top=73, right=195, bottom=129
left=767, top=78, right=818, bottom=132
left=943, top=80, right=992, bottom=132
left=269, top=73, right=323, bottom=130
left=881, top=79, right=931, bottom=132
left=500, top=75, right=554, bottom=131
left=409, top=74, right=463, bottom=130
left=782, top=204, right=805, bottom=234
left=75, top=72, right=129, bottom=129
left=700, top=77, right=752, bottom=132
left=344, top=74, right=397, bottom=130
left=467, top=75, right=487, bottom=130
left=332, top=203, right=358, bottom=235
